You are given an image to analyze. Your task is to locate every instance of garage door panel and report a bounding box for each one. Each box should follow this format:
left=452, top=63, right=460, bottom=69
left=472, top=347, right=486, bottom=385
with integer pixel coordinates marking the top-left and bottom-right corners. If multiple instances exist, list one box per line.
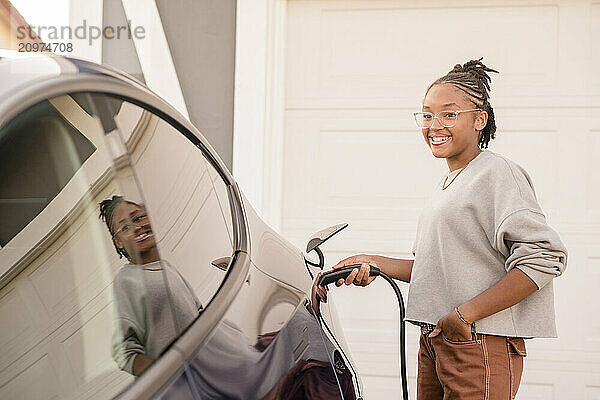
left=587, top=386, right=600, bottom=400
left=26, top=212, right=114, bottom=321
left=587, top=130, right=600, bottom=219
left=283, top=112, right=446, bottom=220
left=492, top=110, right=593, bottom=226
left=491, top=130, right=559, bottom=212
left=318, top=130, right=432, bottom=201
left=517, top=380, right=555, bottom=400
left=0, top=286, right=37, bottom=372
left=287, top=2, right=560, bottom=110
left=0, top=284, right=131, bottom=399
left=551, top=245, right=585, bottom=338
left=591, top=4, right=600, bottom=92
left=583, top=253, right=600, bottom=344
left=0, top=353, right=58, bottom=400
left=61, top=302, right=117, bottom=385
left=585, top=373, right=600, bottom=400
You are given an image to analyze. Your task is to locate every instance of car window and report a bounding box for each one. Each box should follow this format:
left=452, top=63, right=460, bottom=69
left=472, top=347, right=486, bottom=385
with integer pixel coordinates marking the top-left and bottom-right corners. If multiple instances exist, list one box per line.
left=0, top=90, right=237, bottom=399
left=0, top=99, right=96, bottom=246
left=102, top=96, right=234, bottom=308
left=0, top=94, right=137, bottom=399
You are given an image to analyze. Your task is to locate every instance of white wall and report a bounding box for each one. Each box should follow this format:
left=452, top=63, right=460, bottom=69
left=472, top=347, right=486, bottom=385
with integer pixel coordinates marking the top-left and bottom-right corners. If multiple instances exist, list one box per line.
left=232, top=0, right=268, bottom=216
left=233, top=0, right=287, bottom=229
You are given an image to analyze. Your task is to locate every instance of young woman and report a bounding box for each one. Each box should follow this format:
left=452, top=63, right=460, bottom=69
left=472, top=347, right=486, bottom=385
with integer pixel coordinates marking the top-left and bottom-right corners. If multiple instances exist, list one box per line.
left=100, top=196, right=202, bottom=376
left=317, top=59, right=567, bottom=399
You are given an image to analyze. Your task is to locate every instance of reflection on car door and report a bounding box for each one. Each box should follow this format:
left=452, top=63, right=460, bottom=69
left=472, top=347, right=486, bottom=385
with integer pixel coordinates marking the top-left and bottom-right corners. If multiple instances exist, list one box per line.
left=0, top=93, right=143, bottom=399
left=98, top=94, right=356, bottom=399
left=0, top=88, right=355, bottom=399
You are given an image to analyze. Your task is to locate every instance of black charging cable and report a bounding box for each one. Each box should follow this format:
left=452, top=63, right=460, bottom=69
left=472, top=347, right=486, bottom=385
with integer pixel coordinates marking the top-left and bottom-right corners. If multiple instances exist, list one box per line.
left=317, top=265, right=408, bottom=400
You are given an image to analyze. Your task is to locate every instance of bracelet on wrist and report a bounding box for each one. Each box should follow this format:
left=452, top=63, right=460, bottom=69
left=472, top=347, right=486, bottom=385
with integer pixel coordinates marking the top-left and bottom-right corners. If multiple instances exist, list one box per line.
left=455, top=307, right=476, bottom=332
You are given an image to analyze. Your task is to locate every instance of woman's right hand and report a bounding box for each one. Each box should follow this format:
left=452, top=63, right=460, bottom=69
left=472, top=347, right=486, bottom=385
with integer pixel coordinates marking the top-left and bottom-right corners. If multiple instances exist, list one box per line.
left=331, top=254, right=379, bottom=287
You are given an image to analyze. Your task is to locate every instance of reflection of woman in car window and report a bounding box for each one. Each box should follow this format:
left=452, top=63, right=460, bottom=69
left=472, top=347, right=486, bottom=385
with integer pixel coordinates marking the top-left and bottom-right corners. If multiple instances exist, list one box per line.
left=100, top=195, right=202, bottom=376
left=101, top=195, right=354, bottom=397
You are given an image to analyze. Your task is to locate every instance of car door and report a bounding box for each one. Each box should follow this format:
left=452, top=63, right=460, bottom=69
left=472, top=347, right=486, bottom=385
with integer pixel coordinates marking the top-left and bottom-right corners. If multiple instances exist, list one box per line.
left=0, top=86, right=243, bottom=400
left=94, top=93, right=357, bottom=400
left=0, top=73, right=356, bottom=399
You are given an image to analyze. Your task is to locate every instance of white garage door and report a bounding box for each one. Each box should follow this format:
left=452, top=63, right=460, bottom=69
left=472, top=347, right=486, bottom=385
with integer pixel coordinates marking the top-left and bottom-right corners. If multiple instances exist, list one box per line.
left=281, top=1, right=600, bottom=398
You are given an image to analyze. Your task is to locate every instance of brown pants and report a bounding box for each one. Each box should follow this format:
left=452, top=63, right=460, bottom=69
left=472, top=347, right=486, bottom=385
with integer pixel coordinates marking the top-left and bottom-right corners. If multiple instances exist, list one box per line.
left=417, top=332, right=527, bottom=400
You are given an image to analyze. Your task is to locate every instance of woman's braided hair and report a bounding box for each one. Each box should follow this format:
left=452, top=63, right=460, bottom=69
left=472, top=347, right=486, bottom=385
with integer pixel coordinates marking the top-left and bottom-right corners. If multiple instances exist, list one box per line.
left=99, top=195, right=137, bottom=259
left=427, top=58, right=499, bottom=148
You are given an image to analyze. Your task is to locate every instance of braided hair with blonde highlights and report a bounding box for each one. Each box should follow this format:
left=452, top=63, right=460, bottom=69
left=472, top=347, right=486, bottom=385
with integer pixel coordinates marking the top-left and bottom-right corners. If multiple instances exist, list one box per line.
left=427, top=58, right=499, bottom=148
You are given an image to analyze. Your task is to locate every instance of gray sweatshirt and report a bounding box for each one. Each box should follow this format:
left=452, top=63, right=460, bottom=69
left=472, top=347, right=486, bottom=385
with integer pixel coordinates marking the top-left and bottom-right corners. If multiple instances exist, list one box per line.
left=111, top=260, right=202, bottom=373
left=406, top=150, right=567, bottom=338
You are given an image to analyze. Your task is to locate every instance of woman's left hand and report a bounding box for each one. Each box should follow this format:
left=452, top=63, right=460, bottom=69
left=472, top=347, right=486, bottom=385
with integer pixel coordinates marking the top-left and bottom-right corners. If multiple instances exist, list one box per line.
left=429, top=308, right=473, bottom=341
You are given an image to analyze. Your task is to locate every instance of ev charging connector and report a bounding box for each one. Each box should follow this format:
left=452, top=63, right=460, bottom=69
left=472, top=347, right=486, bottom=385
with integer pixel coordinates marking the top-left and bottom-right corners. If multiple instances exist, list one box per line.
left=317, top=265, right=409, bottom=400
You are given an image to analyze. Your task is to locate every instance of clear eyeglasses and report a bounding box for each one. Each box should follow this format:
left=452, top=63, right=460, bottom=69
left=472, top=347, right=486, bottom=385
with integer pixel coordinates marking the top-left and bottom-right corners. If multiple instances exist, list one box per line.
left=413, top=109, right=482, bottom=128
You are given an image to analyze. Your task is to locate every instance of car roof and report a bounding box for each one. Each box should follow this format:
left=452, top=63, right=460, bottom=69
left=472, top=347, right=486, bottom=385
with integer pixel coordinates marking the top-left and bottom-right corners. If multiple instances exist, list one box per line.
left=0, top=50, right=143, bottom=100
left=0, top=50, right=247, bottom=254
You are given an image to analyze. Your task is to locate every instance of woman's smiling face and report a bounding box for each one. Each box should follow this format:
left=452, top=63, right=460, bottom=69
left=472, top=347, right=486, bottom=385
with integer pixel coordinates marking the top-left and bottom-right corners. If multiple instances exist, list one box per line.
left=421, top=83, right=487, bottom=168
left=111, top=202, right=158, bottom=264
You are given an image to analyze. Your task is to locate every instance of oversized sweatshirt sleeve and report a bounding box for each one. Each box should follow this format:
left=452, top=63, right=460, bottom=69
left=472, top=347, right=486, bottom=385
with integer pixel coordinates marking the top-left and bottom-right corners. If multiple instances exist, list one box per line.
left=111, top=273, right=146, bottom=374
left=494, top=208, right=567, bottom=290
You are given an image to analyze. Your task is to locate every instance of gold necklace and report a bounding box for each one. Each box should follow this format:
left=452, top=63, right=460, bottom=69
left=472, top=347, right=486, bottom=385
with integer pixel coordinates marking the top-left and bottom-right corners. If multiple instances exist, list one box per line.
left=442, top=151, right=482, bottom=190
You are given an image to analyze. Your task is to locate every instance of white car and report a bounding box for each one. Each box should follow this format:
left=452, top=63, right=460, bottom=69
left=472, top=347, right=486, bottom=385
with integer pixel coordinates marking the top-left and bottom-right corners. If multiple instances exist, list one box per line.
left=0, top=53, right=361, bottom=400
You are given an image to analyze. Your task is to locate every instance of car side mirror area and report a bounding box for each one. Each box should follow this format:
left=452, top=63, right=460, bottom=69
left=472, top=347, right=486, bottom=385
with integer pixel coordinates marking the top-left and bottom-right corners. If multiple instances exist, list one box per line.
left=304, top=223, right=348, bottom=269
